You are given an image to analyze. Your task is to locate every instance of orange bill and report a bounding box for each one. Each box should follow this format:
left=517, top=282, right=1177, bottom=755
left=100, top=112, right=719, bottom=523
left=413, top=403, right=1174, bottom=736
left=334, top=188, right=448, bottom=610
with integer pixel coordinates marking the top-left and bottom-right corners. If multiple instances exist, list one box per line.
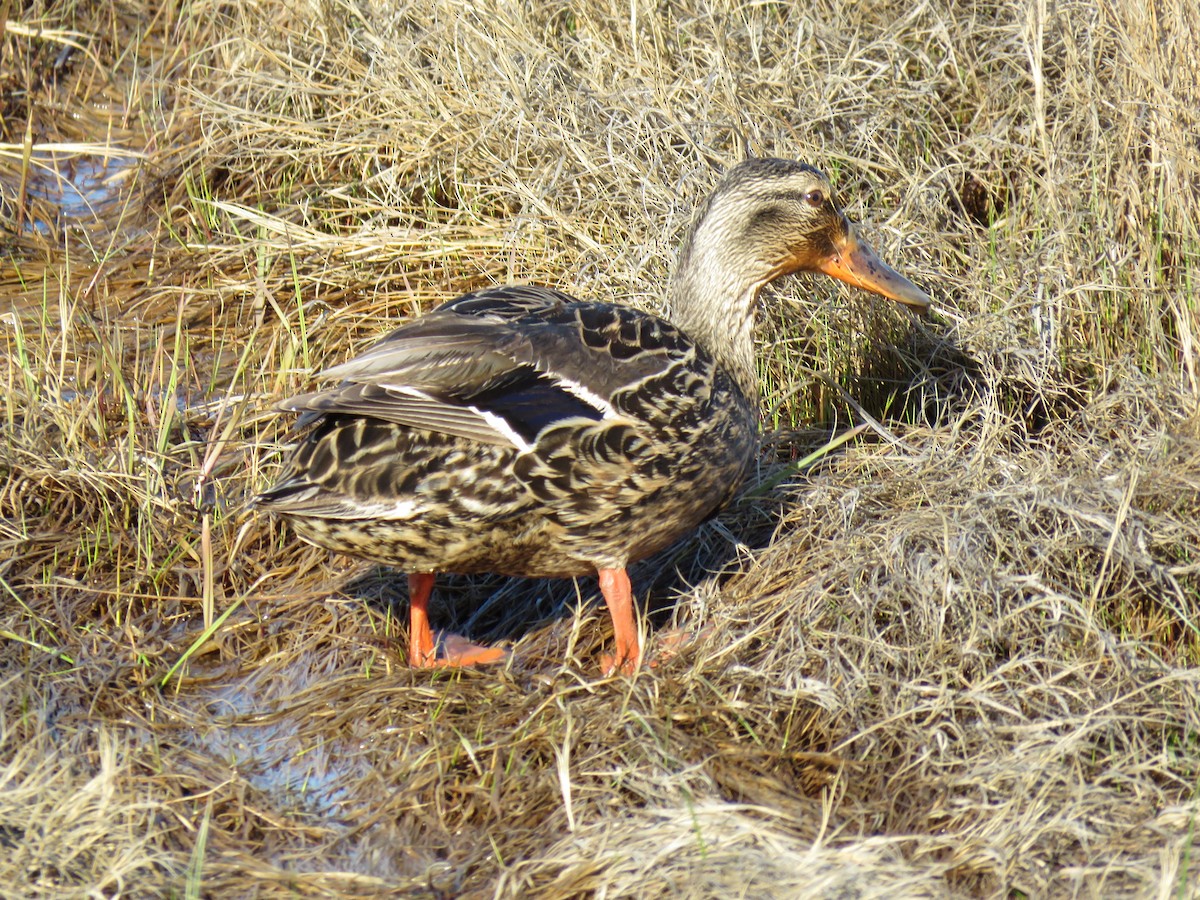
left=817, top=226, right=931, bottom=312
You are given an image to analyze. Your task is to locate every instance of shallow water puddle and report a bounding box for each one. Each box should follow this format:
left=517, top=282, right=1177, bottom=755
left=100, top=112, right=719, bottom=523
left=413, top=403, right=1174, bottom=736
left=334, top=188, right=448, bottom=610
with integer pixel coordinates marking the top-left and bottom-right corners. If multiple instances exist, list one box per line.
left=165, top=649, right=435, bottom=876
left=176, top=658, right=371, bottom=823
left=21, top=149, right=142, bottom=234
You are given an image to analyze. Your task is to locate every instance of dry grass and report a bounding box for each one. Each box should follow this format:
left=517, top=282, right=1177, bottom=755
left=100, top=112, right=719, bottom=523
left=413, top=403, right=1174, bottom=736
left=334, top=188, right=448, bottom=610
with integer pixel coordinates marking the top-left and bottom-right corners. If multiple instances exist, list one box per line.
left=2, top=0, right=1199, bottom=896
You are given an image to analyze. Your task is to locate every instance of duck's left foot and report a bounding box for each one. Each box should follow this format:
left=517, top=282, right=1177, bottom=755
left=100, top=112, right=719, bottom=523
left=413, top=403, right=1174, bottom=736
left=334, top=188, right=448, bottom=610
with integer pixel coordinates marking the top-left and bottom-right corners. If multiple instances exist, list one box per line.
left=419, top=632, right=508, bottom=668
left=407, top=573, right=508, bottom=668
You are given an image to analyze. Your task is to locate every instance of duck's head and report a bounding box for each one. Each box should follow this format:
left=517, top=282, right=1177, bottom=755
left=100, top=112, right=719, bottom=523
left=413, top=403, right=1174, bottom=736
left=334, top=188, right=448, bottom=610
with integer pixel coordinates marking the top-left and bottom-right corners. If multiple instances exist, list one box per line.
left=674, top=158, right=931, bottom=317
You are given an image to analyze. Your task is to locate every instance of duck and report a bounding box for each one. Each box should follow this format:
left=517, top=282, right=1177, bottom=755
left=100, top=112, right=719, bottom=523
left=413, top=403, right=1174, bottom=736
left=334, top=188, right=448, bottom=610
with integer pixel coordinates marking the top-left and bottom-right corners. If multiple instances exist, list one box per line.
left=256, top=158, right=930, bottom=674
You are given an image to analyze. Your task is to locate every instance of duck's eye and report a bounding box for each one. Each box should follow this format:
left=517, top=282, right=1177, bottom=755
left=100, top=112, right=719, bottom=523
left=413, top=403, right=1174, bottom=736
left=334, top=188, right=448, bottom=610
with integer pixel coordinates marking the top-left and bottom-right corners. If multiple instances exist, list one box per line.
left=804, top=190, right=825, bottom=208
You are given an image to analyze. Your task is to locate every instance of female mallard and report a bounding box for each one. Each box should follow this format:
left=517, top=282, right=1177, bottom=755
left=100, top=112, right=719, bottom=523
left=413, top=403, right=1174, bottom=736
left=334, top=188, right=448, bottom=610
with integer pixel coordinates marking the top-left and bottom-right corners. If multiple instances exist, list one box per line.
left=257, top=158, right=929, bottom=673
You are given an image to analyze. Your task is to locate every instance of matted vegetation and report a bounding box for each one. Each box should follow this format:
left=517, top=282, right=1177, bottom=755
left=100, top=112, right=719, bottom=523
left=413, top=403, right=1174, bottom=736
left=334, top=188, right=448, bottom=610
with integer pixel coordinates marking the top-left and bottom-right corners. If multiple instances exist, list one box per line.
left=2, top=0, right=1198, bottom=896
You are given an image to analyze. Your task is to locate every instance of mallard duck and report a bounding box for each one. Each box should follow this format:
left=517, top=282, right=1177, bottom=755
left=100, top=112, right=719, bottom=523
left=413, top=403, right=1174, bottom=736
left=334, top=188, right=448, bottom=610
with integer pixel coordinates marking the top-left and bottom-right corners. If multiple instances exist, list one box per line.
left=257, top=158, right=929, bottom=673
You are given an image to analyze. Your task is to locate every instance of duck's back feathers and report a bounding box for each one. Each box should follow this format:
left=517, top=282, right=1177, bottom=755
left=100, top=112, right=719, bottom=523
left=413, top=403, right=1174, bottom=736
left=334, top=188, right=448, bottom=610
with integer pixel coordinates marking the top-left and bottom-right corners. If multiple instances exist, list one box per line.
left=278, top=285, right=705, bottom=451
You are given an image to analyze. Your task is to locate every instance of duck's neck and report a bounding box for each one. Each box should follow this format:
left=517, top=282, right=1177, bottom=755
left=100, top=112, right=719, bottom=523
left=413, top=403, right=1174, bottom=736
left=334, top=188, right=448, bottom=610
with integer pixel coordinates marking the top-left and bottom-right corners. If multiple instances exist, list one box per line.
left=667, top=233, right=763, bottom=404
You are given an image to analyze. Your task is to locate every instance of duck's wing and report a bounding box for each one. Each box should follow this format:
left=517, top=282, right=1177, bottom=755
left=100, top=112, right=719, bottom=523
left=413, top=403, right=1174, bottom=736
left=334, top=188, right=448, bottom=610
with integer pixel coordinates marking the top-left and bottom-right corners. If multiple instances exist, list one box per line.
left=278, top=285, right=697, bottom=450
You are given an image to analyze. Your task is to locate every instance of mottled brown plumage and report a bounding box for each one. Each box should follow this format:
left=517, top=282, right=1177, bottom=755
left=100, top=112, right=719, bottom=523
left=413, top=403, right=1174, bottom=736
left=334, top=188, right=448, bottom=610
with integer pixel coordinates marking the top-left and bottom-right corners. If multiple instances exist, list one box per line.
left=257, top=158, right=930, bottom=672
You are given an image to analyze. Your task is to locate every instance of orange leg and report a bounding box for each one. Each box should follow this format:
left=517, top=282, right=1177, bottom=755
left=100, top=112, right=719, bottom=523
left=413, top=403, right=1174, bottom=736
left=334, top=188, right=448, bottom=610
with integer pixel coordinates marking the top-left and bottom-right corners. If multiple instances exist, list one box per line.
left=598, top=567, right=641, bottom=675
left=406, top=573, right=507, bottom=668
left=407, top=573, right=438, bottom=667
